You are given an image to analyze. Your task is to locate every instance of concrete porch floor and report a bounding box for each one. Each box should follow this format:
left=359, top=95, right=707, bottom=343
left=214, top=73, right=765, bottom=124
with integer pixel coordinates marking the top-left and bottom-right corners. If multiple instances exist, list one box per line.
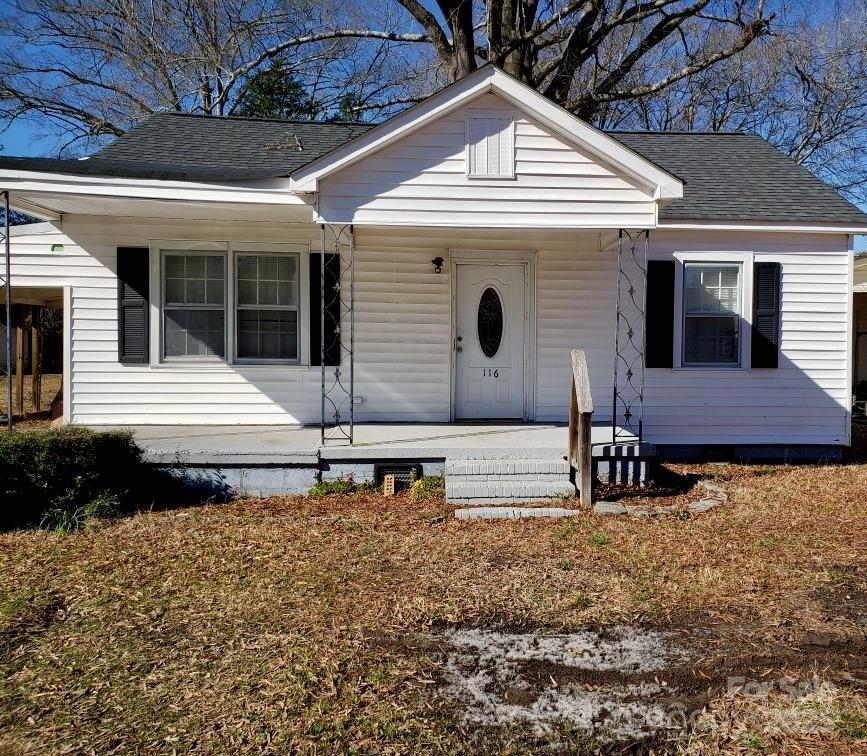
left=91, top=423, right=639, bottom=464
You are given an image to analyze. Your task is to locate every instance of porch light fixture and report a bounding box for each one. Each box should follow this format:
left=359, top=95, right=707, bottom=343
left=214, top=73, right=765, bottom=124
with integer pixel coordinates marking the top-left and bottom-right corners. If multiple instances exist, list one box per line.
left=431, top=256, right=444, bottom=273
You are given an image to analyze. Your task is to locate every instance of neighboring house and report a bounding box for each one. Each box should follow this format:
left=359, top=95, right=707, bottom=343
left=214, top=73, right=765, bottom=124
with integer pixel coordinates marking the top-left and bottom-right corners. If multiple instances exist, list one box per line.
left=1, top=65, right=865, bottom=464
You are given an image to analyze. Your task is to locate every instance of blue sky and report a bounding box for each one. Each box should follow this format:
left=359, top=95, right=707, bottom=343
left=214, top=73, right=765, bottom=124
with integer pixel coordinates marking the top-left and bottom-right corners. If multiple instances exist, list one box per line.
left=1, top=119, right=41, bottom=156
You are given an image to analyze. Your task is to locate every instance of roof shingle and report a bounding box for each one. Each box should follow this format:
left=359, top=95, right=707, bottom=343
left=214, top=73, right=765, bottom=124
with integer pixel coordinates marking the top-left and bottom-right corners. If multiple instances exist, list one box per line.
left=95, top=112, right=374, bottom=178
left=609, top=131, right=867, bottom=224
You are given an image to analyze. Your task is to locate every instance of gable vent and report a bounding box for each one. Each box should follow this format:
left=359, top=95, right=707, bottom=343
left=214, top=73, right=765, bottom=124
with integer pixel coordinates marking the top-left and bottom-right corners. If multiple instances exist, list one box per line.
left=466, top=115, right=514, bottom=178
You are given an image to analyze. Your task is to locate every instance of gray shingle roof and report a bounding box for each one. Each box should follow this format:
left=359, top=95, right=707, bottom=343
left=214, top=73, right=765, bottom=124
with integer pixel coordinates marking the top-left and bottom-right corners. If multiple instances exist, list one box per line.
left=1, top=111, right=864, bottom=225
left=95, top=112, right=374, bottom=178
left=609, top=131, right=867, bottom=224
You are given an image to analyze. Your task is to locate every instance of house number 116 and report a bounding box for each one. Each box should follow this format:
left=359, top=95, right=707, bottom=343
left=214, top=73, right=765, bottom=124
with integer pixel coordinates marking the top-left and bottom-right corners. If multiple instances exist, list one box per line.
left=483, top=369, right=500, bottom=377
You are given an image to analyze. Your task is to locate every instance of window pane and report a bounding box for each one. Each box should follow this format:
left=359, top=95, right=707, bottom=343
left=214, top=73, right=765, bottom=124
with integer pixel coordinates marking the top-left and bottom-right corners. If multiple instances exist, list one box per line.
left=685, top=265, right=739, bottom=315
left=684, top=316, right=739, bottom=364
left=258, top=280, right=279, bottom=306
left=164, top=308, right=224, bottom=358
left=206, top=256, right=224, bottom=279
left=237, top=255, right=257, bottom=280
left=164, top=256, right=185, bottom=279
left=207, top=278, right=224, bottom=305
left=238, top=279, right=257, bottom=306
left=165, top=278, right=184, bottom=305
left=185, top=279, right=206, bottom=304
left=236, top=309, right=298, bottom=360
left=278, top=256, right=297, bottom=282
left=185, top=256, right=206, bottom=278
left=258, top=255, right=279, bottom=280
left=164, top=309, right=188, bottom=356
left=278, top=281, right=296, bottom=307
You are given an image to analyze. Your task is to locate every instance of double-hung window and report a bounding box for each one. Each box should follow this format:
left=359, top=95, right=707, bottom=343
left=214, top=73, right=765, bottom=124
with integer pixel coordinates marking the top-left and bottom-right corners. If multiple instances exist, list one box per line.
left=163, top=253, right=226, bottom=359
left=157, top=244, right=305, bottom=364
left=682, top=264, right=741, bottom=366
left=235, top=253, right=300, bottom=362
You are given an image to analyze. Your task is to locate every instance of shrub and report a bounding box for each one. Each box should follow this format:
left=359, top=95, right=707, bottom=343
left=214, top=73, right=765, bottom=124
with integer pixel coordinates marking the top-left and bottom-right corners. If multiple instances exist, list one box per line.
left=308, top=476, right=375, bottom=496
left=0, top=427, right=151, bottom=531
left=409, top=475, right=445, bottom=502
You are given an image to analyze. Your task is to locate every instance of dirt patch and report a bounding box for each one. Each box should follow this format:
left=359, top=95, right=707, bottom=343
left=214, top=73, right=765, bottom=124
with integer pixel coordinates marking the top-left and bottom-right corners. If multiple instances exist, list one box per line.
left=421, top=620, right=867, bottom=749
left=816, top=566, right=867, bottom=629
left=434, top=626, right=692, bottom=744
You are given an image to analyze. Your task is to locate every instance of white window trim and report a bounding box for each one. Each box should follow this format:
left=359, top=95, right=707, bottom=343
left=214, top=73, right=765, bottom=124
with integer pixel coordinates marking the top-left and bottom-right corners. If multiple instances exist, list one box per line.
left=231, top=244, right=308, bottom=366
left=465, top=111, right=516, bottom=180
left=671, top=251, right=754, bottom=370
left=161, top=248, right=228, bottom=363
left=148, top=240, right=310, bottom=368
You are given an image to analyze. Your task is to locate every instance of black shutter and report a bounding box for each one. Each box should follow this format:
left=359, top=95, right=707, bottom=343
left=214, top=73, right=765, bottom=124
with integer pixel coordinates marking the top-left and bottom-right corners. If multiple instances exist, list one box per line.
left=117, top=247, right=149, bottom=364
left=309, top=253, right=341, bottom=367
left=752, top=262, right=781, bottom=368
left=645, top=260, right=676, bottom=368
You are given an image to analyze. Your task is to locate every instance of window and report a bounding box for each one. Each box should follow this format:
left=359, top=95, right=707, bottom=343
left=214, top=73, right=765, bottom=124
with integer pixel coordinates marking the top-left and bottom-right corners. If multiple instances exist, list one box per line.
left=163, top=253, right=225, bottom=358
left=682, top=264, right=741, bottom=365
left=235, top=253, right=299, bottom=361
left=466, top=115, right=514, bottom=178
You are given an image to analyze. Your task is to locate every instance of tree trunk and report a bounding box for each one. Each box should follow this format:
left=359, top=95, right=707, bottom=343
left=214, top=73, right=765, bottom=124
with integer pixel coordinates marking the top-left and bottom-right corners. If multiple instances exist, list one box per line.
left=438, top=0, right=477, bottom=79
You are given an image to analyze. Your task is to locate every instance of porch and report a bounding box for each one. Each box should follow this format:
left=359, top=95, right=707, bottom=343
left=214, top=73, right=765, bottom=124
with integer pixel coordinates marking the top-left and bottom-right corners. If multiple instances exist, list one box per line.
left=100, top=422, right=654, bottom=501
left=119, top=421, right=636, bottom=462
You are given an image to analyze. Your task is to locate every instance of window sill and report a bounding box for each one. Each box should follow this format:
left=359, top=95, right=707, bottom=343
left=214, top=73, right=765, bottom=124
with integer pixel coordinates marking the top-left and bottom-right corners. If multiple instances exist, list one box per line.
left=466, top=174, right=517, bottom=181
left=670, top=364, right=747, bottom=372
left=148, top=362, right=314, bottom=371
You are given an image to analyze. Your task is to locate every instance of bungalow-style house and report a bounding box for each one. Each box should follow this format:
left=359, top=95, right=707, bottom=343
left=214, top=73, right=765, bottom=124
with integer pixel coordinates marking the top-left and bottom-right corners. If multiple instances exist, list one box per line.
left=2, top=66, right=865, bottom=501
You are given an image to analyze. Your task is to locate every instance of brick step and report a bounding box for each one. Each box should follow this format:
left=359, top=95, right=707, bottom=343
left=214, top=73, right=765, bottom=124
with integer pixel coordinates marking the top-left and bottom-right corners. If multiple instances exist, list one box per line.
left=455, top=506, right=581, bottom=520
left=446, top=479, right=575, bottom=505
left=445, top=458, right=569, bottom=477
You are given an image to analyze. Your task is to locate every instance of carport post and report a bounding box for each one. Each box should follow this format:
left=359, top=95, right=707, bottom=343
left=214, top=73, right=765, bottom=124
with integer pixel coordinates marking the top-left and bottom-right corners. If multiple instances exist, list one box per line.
left=2, top=190, right=10, bottom=430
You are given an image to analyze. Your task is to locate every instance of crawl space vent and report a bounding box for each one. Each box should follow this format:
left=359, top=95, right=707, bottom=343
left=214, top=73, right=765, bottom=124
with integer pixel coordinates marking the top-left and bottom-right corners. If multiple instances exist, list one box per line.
left=374, top=463, right=422, bottom=491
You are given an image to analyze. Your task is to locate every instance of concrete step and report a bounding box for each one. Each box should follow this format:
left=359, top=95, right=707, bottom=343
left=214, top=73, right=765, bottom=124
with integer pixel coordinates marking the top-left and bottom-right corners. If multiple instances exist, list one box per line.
left=455, top=505, right=581, bottom=520
left=445, top=458, right=569, bottom=477
left=446, top=479, right=575, bottom=504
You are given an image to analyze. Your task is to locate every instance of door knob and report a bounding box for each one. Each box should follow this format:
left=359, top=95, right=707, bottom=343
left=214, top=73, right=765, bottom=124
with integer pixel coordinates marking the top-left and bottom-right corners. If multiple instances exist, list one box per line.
left=456, top=346, right=463, bottom=352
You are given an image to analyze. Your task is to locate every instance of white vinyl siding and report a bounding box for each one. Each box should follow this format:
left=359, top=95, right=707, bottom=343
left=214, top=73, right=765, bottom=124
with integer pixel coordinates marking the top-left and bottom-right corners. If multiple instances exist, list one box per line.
left=466, top=115, right=514, bottom=178
left=5, top=219, right=852, bottom=446
left=318, top=92, right=656, bottom=228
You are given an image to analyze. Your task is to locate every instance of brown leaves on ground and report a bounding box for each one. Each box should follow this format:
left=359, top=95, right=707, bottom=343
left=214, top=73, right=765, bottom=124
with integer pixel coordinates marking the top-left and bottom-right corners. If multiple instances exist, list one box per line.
left=0, top=462, right=865, bottom=753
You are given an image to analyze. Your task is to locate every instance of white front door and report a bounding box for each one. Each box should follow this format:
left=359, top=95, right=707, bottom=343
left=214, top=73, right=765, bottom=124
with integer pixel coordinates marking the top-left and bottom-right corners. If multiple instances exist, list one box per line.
left=454, top=263, right=526, bottom=420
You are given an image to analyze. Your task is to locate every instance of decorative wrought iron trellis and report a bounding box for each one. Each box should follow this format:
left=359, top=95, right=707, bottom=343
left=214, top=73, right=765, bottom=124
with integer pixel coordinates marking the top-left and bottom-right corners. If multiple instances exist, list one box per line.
left=1, top=191, right=11, bottom=429
left=611, top=229, right=649, bottom=443
left=320, top=223, right=354, bottom=445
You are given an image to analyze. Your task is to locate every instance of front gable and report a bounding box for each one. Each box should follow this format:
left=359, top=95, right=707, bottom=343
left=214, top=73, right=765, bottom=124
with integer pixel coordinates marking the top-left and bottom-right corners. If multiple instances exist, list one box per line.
left=292, top=66, right=682, bottom=229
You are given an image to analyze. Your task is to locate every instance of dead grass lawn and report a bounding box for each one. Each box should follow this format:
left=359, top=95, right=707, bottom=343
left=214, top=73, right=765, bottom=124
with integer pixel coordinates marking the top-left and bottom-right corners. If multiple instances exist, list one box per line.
left=0, top=373, right=62, bottom=427
left=0, top=461, right=865, bottom=753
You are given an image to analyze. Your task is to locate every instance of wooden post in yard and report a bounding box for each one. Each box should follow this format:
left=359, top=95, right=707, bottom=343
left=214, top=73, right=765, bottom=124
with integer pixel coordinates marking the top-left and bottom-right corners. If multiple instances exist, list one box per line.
left=568, top=349, right=595, bottom=507
left=31, top=306, right=41, bottom=412
left=13, top=305, right=24, bottom=417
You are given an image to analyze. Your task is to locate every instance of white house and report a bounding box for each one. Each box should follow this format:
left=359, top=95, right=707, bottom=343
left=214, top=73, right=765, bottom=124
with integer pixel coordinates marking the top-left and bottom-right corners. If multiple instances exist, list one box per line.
left=1, top=66, right=864, bottom=499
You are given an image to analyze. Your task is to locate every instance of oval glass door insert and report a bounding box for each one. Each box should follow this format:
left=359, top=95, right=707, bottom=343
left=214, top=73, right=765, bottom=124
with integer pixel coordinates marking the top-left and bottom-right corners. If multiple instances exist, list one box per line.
left=477, top=287, right=504, bottom=358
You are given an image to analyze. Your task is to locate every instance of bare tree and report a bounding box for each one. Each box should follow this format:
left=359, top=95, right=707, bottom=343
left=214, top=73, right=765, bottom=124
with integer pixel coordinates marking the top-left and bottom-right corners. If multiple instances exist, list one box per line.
left=0, top=0, right=430, bottom=152
left=612, top=4, right=867, bottom=202
left=391, top=0, right=773, bottom=118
